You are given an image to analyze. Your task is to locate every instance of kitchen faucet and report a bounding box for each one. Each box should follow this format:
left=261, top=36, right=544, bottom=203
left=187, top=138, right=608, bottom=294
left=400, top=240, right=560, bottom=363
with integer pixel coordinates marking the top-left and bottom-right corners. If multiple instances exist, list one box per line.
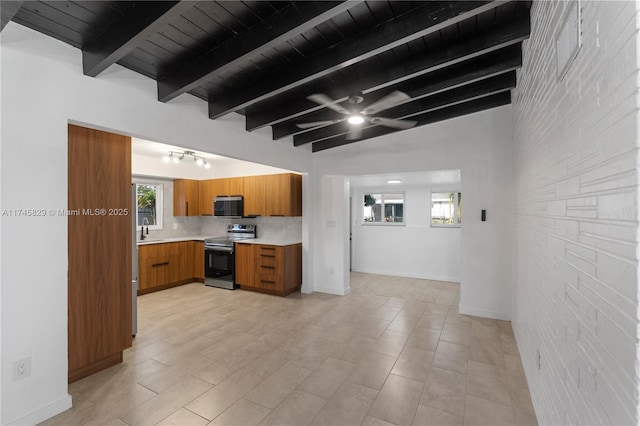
left=141, top=217, right=149, bottom=240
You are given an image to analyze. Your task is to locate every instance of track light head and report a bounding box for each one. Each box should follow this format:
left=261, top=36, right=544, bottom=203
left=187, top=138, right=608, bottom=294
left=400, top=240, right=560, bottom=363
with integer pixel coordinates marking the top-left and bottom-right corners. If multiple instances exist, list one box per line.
left=163, top=150, right=211, bottom=170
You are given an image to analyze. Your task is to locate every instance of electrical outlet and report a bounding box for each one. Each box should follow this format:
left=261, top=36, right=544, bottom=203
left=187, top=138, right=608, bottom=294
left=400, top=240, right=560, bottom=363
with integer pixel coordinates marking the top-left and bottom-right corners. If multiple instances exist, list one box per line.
left=13, top=357, right=31, bottom=381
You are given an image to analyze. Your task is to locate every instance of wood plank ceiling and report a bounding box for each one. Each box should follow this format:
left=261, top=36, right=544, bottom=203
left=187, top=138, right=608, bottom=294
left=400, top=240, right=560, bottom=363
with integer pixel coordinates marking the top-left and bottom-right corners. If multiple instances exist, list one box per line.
left=2, top=1, right=531, bottom=152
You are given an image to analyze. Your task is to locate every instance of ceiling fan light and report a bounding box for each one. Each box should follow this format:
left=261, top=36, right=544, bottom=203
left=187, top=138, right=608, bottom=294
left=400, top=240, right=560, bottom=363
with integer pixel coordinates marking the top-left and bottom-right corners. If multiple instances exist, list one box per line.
left=348, top=115, right=365, bottom=125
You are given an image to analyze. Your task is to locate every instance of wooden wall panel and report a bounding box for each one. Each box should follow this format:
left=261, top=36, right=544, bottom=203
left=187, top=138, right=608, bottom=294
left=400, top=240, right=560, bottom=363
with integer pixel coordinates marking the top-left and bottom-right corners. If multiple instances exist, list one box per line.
left=68, top=124, right=132, bottom=382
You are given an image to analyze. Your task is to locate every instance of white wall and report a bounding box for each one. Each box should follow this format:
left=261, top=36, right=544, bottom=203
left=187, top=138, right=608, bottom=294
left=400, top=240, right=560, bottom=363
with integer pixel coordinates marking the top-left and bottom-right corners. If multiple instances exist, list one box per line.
left=311, top=175, right=351, bottom=295
left=511, top=1, right=640, bottom=425
left=132, top=153, right=295, bottom=180
left=0, top=23, right=311, bottom=425
left=312, top=104, right=514, bottom=320
left=350, top=185, right=461, bottom=281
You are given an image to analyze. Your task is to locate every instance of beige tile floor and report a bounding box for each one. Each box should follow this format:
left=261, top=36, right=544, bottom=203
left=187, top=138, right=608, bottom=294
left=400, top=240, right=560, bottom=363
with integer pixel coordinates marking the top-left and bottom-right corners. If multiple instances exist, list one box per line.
left=42, top=273, right=537, bottom=426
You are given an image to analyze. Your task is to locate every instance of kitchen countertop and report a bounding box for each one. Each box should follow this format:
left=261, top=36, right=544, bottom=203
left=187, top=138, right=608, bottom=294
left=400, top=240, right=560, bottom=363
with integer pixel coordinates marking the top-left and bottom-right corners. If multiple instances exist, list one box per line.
left=235, top=238, right=302, bottom=246
left=136, top=235, right=217, bottom=245
left=137, top=236, right=302, bottom=246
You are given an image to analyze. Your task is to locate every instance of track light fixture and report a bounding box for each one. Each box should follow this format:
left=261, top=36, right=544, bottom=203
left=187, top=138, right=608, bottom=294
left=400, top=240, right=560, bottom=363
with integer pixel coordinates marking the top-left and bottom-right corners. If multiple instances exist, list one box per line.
left=162, top=150, right=210, bottom=169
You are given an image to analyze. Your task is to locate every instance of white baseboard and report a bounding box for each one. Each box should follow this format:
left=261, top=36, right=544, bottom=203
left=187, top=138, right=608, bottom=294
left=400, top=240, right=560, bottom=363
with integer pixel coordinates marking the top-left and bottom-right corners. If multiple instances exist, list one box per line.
left=459, top=303, right=511, bottom=321
left=9, top=394, right=72, bottom=426
left=351, top=267, right=459, bottom=283
left=301, top=282, right=313, bottom=294
left=314, top=284, right=351, bottom=296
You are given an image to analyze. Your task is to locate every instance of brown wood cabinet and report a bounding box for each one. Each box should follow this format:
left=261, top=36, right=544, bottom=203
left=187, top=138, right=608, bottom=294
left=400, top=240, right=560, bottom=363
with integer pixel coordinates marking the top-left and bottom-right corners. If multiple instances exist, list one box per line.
left=243, top=175, right=267, bottom=216
left=235, top=242, right=255, bottom=286
left=228, top=176, right=244, bottom=196
left=193, top=241, right=204, bottom=280
left=138, top=241, right=203, bottom=294
left=181, top=173, right=301, bottom=217
left=198, top=179, right=215, bottom=215
left=235, top=242, right=302, bottom=296
left=174, top=179, right=199, bottom=216
left=68, top=124, right=132, bottom=383
left=265, top=173, right=302, bottom=216
left=199, top=177, right=245, bottom=215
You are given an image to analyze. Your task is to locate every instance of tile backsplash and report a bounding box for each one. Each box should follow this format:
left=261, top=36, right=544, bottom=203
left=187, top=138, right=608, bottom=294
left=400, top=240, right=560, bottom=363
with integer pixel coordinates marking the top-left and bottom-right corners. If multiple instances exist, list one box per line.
left=134, top=176, right=302, bottom=241
left=199, top=216, right=302, bottom=240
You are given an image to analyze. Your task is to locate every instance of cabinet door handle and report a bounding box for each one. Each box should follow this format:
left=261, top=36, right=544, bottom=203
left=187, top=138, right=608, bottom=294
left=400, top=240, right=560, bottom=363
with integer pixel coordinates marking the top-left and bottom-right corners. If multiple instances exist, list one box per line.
left=261, top=247, right=276, bottom=251
left=260, top=265, right=275, bottom=269
left=260, top=255, right=276, bottom=258
left=261, top=280, right=276, bottom=285
left=152, top=262, right=169, bottom=267
left=186, top=201, right=189, bottom=216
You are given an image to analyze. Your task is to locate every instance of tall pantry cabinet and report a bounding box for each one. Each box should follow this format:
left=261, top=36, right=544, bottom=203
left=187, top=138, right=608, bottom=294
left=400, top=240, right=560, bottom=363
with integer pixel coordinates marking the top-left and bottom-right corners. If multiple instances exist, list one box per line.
left=68, top=124, right=132, bottom=382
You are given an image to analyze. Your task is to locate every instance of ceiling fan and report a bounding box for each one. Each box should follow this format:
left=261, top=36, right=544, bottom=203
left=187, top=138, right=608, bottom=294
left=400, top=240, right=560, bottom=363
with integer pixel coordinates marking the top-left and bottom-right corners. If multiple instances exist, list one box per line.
left=296, top=91, right=418, bottom=140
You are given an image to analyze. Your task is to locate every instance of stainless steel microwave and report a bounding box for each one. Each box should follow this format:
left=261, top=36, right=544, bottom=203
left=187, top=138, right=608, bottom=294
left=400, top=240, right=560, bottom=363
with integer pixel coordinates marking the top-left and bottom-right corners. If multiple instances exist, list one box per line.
left=214, top=195, right=244, bottom=217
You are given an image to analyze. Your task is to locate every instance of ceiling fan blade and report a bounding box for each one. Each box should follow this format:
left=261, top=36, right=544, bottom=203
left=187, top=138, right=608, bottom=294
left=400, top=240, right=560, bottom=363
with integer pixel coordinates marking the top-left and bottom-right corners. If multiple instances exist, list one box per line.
left=370, top=117, right=417, bottom=130
left=295, top=120, right=339, bottom=129
left=361, top=91, right=411, bottom=115
left=346, top=126, right=363, bottom=140
left=307, top=94, right=351, bottom=115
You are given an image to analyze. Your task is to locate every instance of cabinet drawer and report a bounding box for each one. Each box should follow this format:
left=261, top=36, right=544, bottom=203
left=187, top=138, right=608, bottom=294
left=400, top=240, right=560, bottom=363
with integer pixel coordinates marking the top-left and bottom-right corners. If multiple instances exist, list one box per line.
left=257, top=245, right=281, bottom=259
left=255, top=273, right=281, bottom=290
left=257, top=262, right=279, bottom=274
left=257, top=254, right=278, bottom=268
left=148, top=256, right=171, bottom=287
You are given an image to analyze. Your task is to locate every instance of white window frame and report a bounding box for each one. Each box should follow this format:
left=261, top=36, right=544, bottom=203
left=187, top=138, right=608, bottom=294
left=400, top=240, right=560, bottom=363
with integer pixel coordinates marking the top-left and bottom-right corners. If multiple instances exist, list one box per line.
left=362, top=192, right=406, bottom=226
left=135, top=182, right=164, bottom=231
left=430, top=190, right=461, bottom=228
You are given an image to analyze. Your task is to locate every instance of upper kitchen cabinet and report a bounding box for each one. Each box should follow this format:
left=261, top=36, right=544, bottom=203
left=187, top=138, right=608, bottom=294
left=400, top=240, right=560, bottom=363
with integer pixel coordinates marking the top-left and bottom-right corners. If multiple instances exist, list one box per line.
left=228, top=177, right=244, bottom=196
left=173, top=179, right=199, bottom=216
left=265, top=173, right=302, bottom=216
left=176, top=174, right=300, bottom=217
left=199, top=177, right=244, bottom=215
left=199, top=179, right=225, bottom=215
left=243, top=175, right=266, bottom=216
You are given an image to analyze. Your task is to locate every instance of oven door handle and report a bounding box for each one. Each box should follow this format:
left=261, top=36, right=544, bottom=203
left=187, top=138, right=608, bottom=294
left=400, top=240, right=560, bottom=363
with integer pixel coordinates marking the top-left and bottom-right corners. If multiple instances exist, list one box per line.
left=205, top=246, right=234, bottom=253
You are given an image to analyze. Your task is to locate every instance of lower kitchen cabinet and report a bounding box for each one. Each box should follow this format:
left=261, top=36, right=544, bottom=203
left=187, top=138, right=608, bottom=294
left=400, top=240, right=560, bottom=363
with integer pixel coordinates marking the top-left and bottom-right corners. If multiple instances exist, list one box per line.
left=235, top=242, right=302, bottom=296
left=193, top=241, right=204, bottom=280
left=138, top=241, right=204, bottom=294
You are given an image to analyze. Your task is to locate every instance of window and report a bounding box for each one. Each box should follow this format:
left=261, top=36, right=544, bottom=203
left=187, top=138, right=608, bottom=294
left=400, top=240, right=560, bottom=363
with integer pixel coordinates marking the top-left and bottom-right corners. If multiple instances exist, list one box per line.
left=363, top=193, right=404, bottom=224
left=431, top=191, right=462, bottom=227
left=136, top=183, right=163, bottom=230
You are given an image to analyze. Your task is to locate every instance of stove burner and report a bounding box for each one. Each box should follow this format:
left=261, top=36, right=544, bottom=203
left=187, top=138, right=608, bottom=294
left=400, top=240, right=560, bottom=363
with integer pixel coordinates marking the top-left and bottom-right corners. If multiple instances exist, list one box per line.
left=204, top=224, right=256, bottom=249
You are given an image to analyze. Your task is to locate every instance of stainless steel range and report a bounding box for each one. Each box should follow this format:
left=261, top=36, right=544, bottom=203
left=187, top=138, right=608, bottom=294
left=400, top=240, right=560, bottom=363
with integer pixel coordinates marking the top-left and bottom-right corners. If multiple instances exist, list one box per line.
left=204, top=224, right=256, bottom=289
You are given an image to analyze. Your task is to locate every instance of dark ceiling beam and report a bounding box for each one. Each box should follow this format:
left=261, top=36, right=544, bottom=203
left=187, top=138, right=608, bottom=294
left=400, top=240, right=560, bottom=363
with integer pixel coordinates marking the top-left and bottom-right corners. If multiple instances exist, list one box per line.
left=272, top=45, right=522, bottom=140
left=209, top=0, right=510, bottom=119
left=1, top=1, right=23, bottom=32
left=158, top=1, right=360, bottom=103
left=295, top=72, right=516, bottom=146
left=82, top=1, right=194, bottom=77
left=312, top=92, right=511, bottom=152
left=246, top=14, right=530, bottom=131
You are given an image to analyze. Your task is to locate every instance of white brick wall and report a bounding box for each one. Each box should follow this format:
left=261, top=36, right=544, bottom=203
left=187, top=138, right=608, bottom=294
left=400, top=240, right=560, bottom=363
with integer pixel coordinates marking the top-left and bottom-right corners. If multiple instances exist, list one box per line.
left=512, top=1, right=639, bottom=425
